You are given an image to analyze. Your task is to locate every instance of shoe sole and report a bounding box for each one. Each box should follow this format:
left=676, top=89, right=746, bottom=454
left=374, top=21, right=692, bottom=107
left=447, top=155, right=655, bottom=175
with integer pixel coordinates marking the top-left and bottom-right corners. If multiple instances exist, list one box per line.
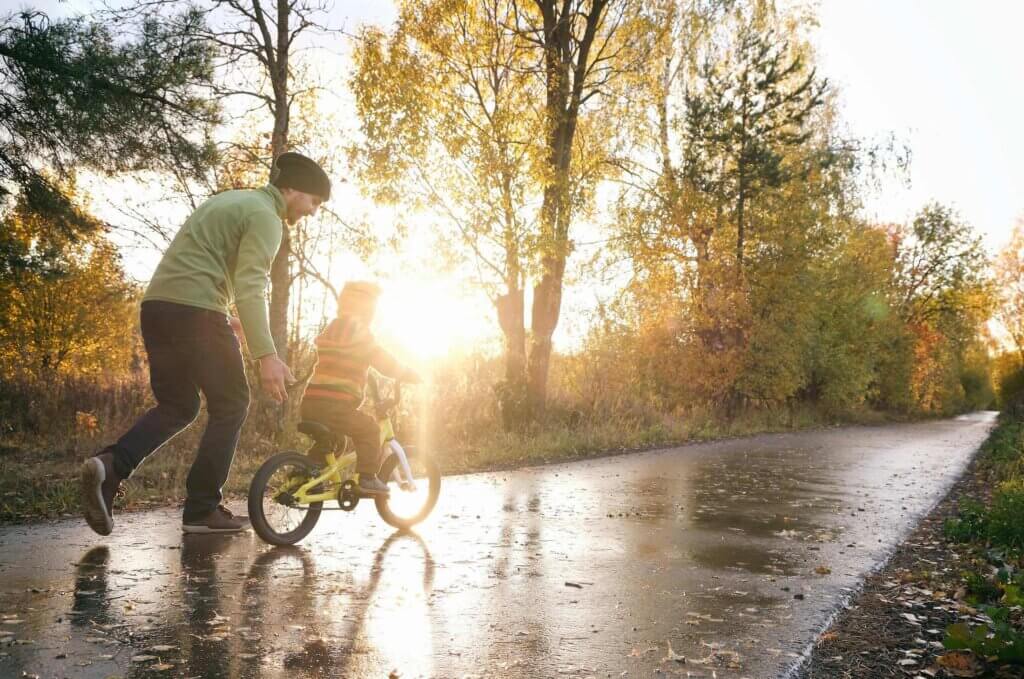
left=358, top=489, right=390, bottom=498
left=80, top=458, right=113, bottom=536
left=181, top=523, right=251, bottom=534
left=181, top=520, right=250, bottom=536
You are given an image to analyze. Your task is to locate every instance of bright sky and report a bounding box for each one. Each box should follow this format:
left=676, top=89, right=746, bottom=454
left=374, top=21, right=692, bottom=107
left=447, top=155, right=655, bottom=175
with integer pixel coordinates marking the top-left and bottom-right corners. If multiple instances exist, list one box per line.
left=814, top=0, right=1024, bottom=252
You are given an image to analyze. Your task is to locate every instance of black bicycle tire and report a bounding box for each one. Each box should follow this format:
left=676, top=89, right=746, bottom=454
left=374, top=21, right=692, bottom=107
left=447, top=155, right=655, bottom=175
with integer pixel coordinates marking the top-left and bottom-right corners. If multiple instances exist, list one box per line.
left=248, top=452, right=323, bottom=546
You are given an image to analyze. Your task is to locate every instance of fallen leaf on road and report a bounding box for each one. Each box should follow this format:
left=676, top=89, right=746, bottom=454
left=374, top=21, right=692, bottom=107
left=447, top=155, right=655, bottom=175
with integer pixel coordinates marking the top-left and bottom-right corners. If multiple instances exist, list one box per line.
left=814, top=566, right=832, bottom=575
left=936, top=651, right=982, bottom=677
left=900, top=613, right=921, bottom=625
left=628, top=646, right=657, bottom=657
left=662, top=640, right=685, bottom=664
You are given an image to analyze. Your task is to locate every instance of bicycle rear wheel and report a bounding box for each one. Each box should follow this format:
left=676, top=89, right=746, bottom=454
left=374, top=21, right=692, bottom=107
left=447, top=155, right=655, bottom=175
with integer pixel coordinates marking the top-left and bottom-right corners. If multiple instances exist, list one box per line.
left=375, top=451, right=441, bottom=530
left=248, top=452, right=323, bottom=545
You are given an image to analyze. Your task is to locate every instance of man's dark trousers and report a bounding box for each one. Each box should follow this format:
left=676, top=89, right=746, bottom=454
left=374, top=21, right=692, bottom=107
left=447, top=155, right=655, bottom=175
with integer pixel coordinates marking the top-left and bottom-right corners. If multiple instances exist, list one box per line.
left=107, top=300, right=250, bottom=523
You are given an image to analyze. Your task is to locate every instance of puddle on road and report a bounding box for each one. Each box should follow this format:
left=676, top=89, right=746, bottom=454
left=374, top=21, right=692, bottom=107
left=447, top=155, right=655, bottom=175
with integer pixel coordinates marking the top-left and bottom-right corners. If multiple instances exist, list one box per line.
left=0, top=412, right=997, bottom=678
left=690, top=542, right=798, bottom=575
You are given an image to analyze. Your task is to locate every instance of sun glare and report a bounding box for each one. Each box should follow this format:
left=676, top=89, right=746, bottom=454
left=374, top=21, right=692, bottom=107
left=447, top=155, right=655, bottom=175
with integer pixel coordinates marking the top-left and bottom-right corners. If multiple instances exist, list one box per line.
left=373, top=275, right=497, bottom=365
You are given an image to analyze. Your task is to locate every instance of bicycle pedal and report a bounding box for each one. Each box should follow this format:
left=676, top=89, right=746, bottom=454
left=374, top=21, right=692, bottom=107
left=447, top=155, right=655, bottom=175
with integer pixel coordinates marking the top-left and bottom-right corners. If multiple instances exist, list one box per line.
left=337, top=480, right=360, bottom=510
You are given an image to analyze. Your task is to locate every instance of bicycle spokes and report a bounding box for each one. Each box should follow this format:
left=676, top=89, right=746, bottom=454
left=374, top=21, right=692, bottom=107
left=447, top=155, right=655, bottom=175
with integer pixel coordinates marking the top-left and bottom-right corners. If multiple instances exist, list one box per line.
left=262, top=464, right=317, bottom=533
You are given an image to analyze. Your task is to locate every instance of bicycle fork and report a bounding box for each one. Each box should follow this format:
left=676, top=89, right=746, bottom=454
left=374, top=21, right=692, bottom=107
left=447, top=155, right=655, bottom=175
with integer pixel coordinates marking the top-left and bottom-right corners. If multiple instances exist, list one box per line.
left=386, top=438, right=417, bottom=491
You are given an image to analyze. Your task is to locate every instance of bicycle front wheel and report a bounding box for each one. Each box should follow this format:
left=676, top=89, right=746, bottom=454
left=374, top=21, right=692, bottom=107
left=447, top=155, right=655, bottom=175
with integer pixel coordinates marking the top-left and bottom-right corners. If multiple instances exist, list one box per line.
left=375, top=451, right=441, bottom=529
left=248, top=452, right=323, bottom=546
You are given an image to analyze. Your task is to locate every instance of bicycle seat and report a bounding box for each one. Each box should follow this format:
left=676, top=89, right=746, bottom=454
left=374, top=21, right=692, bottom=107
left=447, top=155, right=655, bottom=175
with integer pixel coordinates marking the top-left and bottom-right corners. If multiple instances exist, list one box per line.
left=297, top=421, right=339, bottom=446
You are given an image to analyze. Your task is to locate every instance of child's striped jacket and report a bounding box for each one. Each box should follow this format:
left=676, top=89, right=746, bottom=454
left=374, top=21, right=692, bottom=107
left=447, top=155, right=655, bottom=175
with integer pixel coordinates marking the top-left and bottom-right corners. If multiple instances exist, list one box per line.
left=302, top=315, right=405, bottom=406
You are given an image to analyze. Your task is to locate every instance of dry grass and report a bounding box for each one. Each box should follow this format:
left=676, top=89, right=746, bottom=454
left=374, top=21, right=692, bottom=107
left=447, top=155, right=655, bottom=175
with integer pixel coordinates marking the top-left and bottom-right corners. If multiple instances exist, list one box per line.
left=0, top=356, right=898, bottom=521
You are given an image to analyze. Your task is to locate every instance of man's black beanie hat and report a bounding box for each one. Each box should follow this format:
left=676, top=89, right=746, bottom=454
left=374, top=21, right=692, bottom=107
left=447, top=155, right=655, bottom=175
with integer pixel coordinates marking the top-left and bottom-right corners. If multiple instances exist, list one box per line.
left=271, top=151, right=331, bottom=201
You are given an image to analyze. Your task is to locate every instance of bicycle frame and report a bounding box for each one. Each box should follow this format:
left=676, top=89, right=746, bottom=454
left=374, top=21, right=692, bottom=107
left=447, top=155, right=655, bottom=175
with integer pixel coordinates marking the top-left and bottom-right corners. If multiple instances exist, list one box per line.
left=287, top=408, right=417, bottom=506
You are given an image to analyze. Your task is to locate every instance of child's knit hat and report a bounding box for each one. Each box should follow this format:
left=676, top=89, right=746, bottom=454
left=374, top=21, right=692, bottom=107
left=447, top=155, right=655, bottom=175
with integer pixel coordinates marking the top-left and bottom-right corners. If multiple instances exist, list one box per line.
left=337, top=281, right=381, bottom=318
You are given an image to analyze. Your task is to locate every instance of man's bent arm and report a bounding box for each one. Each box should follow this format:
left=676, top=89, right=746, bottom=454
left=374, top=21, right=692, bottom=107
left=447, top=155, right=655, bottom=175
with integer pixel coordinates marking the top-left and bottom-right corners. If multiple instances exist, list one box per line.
left=234, top=209, right=282, bottom=359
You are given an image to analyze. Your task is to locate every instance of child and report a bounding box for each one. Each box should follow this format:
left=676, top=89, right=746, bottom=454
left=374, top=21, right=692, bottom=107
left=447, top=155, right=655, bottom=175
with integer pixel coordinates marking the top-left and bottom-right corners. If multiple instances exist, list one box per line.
left=300, top=281, right=419, bottom=496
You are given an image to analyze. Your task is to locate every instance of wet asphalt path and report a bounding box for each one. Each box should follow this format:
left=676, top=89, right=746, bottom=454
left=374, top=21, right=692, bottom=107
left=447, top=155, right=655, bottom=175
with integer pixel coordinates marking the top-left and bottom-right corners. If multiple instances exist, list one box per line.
left=0, top=412, right=996, bottom=678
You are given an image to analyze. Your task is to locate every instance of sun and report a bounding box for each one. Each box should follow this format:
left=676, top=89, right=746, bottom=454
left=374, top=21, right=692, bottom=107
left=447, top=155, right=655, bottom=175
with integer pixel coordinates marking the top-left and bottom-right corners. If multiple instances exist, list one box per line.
left=372, top=275, right=497, bottom=364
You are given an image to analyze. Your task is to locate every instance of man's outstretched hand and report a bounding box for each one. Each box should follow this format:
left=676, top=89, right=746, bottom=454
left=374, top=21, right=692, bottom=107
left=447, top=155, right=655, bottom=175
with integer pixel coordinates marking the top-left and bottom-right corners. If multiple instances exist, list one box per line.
left=259, top=354, right=295, bottom=403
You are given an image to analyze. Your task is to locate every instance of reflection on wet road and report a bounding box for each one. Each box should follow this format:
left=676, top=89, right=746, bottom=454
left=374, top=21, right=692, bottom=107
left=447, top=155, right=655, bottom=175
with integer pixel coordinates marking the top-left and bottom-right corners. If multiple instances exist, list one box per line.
left=0, top=412, right=995, bottom=678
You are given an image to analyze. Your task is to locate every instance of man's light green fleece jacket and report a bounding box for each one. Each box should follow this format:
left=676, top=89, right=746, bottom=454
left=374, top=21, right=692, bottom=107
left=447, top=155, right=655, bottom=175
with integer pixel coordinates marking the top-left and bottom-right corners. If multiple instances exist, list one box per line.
left=143, top=185, right=285, bottom=359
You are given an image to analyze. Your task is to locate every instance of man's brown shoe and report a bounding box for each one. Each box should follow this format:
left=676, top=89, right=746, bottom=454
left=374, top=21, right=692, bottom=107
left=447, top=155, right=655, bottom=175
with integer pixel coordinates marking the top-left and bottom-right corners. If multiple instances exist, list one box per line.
left=80, top=453, right=121, bottom=536
left=182, top=505, right=251, bottom=534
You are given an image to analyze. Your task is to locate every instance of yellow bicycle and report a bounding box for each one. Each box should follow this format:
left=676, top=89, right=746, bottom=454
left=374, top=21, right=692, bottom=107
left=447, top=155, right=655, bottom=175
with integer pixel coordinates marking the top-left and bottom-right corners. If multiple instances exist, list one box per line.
left=247, top=378, right=441, bottom=546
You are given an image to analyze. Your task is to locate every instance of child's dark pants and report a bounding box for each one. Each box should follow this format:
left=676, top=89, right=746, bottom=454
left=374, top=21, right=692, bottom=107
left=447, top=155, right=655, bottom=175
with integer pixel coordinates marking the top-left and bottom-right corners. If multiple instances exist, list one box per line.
left=300, top=400, right=381, bottom=474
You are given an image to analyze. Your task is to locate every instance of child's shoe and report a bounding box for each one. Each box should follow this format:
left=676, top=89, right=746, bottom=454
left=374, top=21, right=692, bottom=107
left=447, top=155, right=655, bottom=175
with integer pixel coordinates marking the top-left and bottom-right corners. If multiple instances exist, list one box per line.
left=358, top=475, right=389, bottom=497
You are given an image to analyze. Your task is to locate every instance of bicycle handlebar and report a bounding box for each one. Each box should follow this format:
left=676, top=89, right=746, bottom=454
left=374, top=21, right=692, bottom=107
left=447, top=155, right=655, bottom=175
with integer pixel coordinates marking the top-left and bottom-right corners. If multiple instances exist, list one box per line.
left=371, top=374, right=408, bottom=418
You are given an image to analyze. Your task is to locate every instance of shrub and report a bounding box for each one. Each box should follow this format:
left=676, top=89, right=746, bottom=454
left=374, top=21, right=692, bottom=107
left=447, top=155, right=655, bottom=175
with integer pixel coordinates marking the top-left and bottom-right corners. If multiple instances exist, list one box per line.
left=988, top=480, right=1024, bottom=553
left=943, top=498, right=989, bottom=543
left=962, top=569, right=1003, bottom=604
left=945, top=605, right=1024, bottom=664
left=981, top=419, right=1024, bottom=474
left=999, top=363, right=1024, bottom=413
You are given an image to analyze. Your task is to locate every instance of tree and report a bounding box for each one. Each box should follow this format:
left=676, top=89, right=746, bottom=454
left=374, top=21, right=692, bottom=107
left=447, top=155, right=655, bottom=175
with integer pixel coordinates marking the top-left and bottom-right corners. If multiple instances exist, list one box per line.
left=0, top=192, right=138, bottom=377
left=890, top=204, right=993, bottom=413
left=352, top=0, right=539, bottom=426
left=608, top=1, right=832, bottom=407
left=0, top=9, right=219, bottom=271
left=891, top=203, right=990, bottom=330
left=994, top=217, right=1024, bottom=363
left=353, top=0, right=653, bottom=420
left=682, top=19, right=826, bottom=274
left=511, top=0, right=654, bottom=414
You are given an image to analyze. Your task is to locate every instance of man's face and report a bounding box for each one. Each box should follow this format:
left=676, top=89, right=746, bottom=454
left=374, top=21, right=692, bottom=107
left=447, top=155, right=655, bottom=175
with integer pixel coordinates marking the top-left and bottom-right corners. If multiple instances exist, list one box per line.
left=283, top=189, right=323, bottom=224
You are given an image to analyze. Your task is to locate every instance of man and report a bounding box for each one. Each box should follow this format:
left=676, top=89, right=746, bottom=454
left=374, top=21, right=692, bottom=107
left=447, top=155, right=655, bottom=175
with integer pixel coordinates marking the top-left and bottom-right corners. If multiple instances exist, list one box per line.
left=80, top=151, right=330, bottom=535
